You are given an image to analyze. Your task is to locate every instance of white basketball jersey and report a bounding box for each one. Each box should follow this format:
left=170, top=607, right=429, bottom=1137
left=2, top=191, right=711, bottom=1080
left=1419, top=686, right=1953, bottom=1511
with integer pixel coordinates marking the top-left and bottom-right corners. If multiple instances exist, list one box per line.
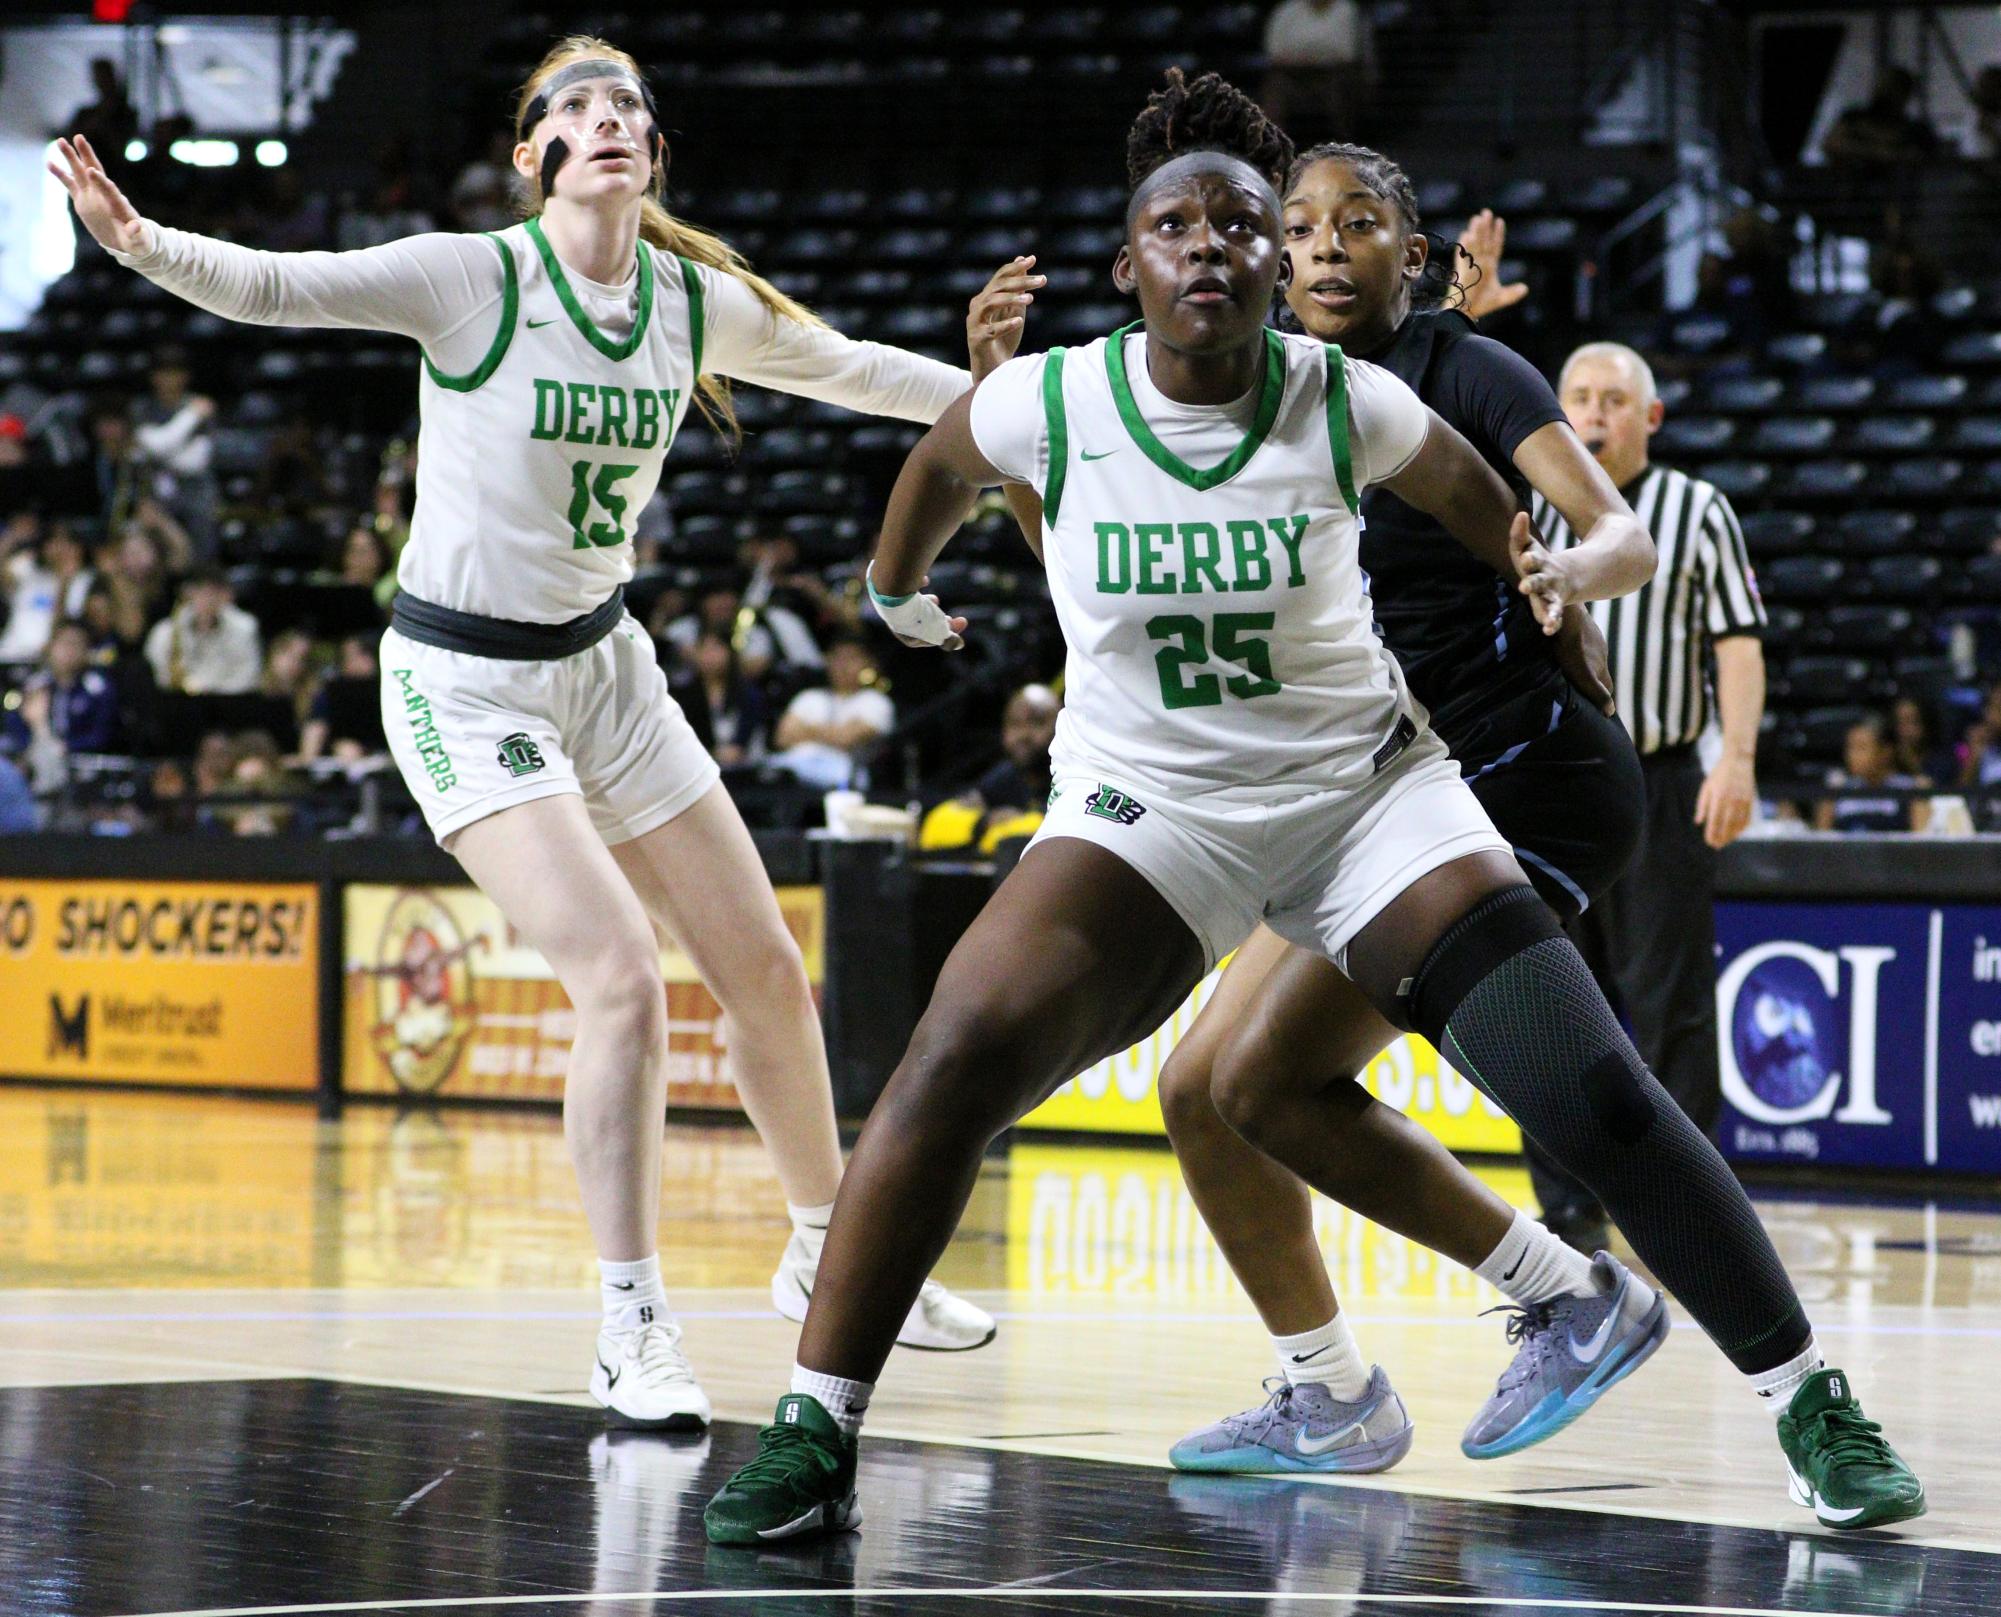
left=1035, top=326, right=1421, bottom=803
left=399, top=218, right=702, bottom=622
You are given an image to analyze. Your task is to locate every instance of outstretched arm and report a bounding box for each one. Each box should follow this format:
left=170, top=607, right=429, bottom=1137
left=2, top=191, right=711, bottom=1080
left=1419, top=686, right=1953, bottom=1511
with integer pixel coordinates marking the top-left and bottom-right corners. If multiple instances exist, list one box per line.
left=1512, top=420, right=1656, bottom=601
left=50, top=134, right=504, bottom=356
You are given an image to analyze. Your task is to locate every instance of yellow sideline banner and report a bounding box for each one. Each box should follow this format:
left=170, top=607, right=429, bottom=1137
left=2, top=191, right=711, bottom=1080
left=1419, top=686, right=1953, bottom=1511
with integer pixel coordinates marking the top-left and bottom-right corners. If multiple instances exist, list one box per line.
left=341, top=882, right=824, bottom=1105
left=0, top=879, right=318, bottom=1089
left=1019, top=963, right=1521, bottom=1153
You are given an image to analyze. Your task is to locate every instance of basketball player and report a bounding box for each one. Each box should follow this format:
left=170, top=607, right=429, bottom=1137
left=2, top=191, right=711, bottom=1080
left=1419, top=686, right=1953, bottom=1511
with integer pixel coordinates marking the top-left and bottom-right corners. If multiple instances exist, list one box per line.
left=51, top=35, right=1022, bottom=1432
left=1103, top=77, right=1920, bottom=1529
left=706, top=134, right=1679, bottom=1543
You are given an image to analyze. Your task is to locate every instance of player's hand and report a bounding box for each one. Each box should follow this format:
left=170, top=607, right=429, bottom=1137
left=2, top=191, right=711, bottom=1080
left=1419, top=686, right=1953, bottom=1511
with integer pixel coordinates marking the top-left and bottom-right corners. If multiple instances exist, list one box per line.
left=1509, top=511, right=1569, bottom=633
left=966, top=255, right=1044, bottom=383
left=1696, top=754, right=1757, bottom=849
left=867, top=566, right=968, bottom=652
left=47, top=135, right=150, bottom=257
left=1458, top=210, right=1528, bottom=321
left=1552, top=606, right=1615, bottom=716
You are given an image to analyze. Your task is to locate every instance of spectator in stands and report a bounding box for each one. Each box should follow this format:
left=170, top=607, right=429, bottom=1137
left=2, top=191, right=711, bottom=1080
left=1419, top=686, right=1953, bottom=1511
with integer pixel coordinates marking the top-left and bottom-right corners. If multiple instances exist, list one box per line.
left=665, top=584, right=780, bottom=680
left=191, top=731, right=237, bottom=797
left=98, top=501, right=190, bottom=648
left=1817, top=715, right=1925, bottom=833
left=0, top=754, right=36, bottom=832
left=1890, top=695, right=1954, bottom=784
left=1957, top=684, right=2001, bottom=787
left=145, top=565, right=261, bottom=694
left=1822, top=67, right=1939, bottom=169
left=771, top=634, right=894, bottom=789
left=86, top=401, right=139, bottom=531
left=338, top=138, right=436, bottom=250
left=298, top=634, right=388, bottom=763
left=742, top=533, right=847, bottom=666
left=670, top=628, right=771, bottom=767
left=132, top=347, right=218, bottom=555
left=1260, top=0, right=1375, bottom=141
left=261, top=628, right=317, bottom=722
left=322, top=521, right=399, bottom=612
left=972, top=683, right=1059, bottom=816
left=65, top=60, right=137, bottom=180
left=4, top=614, right=121, bottom=772
left=448, top=131, right=518, bottom=234
left=0, top=519, right=95, bottom=664
left=218, top=730, right=292, bottom=836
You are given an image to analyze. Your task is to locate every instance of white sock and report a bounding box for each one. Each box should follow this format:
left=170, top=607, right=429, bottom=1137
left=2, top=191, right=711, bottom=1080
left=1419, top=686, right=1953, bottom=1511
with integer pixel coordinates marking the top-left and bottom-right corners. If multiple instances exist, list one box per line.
left=599, top=1254, right=670, bottom=1333
left=787, top=1200, right=836, bottom=1260
left=1750, top=1337, right=1824, bottom=1417
left=1272, top=1313, right=1372, bottom=1401
left=1474, top=1209, right=1599, bottom=1307
left=792, top=1363, right=871, bottom=1438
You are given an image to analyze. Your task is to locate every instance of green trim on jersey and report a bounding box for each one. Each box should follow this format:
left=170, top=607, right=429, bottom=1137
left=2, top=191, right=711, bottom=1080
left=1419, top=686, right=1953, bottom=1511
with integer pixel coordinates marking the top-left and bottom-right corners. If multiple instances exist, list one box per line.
left=678, top=255, right=706, bottom=378
left=1104, top=323, right=1285, bottom=493
left=1040, top=347, right=1069, bottom=526
left=1322, top=344, right=1358, bottom=515
left=526, top=215, right=655, bottom=362
left=423, top=233, right=518, bottom=394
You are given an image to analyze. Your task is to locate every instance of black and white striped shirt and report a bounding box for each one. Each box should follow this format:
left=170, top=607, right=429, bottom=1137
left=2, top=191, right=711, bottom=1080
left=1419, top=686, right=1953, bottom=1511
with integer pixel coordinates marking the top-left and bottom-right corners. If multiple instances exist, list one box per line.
left=1533, top=463, right=1764, bottom=755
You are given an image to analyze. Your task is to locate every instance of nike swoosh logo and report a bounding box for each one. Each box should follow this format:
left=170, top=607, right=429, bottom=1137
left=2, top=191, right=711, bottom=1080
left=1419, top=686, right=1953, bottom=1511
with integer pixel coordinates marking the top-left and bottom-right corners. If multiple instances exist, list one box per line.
left=1568, top=1302, right=1623, bottom=1364
left=1080, top=448, right=1118, bottom=461
left=1290, top=1345, right=1332, bottom=1364
left=610, top=1281, right=636, bottom=1291
left=1294, top=1417, right=1364, bottom=1456
left=597, top=1357, right=621, bottom=1389
left=1501, top=1255, right=1524, bottom=1282
left=527, top=317, right=557, bottom=329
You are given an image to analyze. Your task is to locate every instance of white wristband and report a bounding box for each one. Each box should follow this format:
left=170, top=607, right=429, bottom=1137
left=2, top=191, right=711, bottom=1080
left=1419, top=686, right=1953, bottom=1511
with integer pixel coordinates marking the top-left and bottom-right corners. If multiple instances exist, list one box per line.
left=867, top=564, right=956, bottom=647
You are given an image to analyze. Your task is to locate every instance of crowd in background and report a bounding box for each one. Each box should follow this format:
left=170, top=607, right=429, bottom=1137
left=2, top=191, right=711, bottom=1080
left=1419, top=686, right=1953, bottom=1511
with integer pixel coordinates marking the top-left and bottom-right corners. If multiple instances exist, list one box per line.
left=7, top=50, right=2001, bottom=840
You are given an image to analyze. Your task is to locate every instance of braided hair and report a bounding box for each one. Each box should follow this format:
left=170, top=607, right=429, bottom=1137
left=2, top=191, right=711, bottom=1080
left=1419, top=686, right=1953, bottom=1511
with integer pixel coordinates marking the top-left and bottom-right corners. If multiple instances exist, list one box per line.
left=1284, top=141, right=1474, bottom=312
left=1125, top=68, right=1295, bottom=192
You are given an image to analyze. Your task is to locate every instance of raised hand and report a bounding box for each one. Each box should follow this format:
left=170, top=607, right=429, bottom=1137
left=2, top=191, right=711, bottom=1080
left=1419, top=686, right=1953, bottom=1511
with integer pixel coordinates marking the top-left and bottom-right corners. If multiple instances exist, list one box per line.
left=1458, top=210, right=1528, bottom=321
left=966, top=255, right=1045, bottom=383
left=1509, top=511, right=1569, bottom=633
left=47, top=135, right=150, bottom=257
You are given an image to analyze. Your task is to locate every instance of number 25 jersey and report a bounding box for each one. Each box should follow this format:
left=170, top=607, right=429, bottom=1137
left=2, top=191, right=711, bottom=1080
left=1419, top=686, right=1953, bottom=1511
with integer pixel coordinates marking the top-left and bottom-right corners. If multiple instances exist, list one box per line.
left=970, top=325, right=1433, bottom=805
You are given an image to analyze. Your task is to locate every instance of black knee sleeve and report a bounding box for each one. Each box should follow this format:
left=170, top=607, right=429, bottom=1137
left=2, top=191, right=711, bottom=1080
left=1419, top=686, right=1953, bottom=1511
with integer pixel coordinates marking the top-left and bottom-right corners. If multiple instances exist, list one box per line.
left=1405, top=885, right=1558, bottom=1048
left=1407, top=891, right=1812, bottom=1374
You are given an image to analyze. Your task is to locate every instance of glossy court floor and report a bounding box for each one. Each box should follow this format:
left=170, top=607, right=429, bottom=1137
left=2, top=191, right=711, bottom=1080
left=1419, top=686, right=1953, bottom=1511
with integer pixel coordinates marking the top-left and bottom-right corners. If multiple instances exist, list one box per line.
left=0, top=1089, right=1994, bottom=1616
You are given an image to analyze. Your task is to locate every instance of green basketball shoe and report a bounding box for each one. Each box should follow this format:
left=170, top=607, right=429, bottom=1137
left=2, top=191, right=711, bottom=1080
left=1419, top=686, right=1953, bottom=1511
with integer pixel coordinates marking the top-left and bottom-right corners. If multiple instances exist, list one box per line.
left=1777, top=1369, right=1926, bottom=1530
left=704, top=1394, right=861, bottom=1545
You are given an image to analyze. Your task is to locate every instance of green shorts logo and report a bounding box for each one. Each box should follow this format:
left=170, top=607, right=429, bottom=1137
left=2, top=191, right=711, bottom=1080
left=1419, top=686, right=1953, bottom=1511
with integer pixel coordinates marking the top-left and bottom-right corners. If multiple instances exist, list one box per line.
left=393, top=668, right=457, bottom=793
left=1084, top=784, right=1146, bottom=826
left=497, top=732, right=547, bottom=778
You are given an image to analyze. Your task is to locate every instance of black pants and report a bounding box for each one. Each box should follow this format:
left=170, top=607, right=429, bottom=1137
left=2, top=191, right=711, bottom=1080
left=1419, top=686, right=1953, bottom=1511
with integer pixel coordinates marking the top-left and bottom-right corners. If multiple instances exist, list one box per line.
left=1527, top=745, right=1720, bottom=1218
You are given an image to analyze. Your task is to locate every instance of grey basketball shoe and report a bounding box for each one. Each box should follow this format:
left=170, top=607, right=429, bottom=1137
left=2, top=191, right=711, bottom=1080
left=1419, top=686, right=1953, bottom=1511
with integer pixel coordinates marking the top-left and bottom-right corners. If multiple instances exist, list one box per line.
left=1170, top=1367, right=1414, bottom=1474
left=1461, top=1250, right=1669, bottom=1459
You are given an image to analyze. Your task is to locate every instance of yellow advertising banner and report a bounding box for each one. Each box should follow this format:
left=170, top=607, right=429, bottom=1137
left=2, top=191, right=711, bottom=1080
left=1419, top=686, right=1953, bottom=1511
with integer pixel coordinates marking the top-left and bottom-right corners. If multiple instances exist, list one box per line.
left=341, top=882, right=824, bottom=1106
left=0, top=878, right=318, bottom=1089
left=1020, top=963, right=1520, bottom=1154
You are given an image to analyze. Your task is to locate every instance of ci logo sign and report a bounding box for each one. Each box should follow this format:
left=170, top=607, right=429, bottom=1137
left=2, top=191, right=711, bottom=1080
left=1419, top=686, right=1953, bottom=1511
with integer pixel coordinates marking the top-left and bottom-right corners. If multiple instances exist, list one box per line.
left=1716, top=941, right=1895, bottom=1127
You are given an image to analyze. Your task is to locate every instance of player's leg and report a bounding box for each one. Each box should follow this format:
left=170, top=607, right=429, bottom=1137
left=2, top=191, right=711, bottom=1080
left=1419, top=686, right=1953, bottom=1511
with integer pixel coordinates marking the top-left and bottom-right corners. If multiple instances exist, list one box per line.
left=706, top=836, right=1208, bottom=1543
left=1325, top=792, right=1922, bottom=1524
left=452, top=793, right=709, bottom=1430
left=585, top=625, right=991, bottom=1350
left=1157, top=927, right=1414, bottom=1475
left=610, top=783, right=992, bottom=1350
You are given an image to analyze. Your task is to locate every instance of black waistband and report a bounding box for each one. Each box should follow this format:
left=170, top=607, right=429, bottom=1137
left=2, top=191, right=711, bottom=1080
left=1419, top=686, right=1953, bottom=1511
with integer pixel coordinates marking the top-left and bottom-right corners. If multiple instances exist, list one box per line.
left=390, top=588, right=625, bottom=661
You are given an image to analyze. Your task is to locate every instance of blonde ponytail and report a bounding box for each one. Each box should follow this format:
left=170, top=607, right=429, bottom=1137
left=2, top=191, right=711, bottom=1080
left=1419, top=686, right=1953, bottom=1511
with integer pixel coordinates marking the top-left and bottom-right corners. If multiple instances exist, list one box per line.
left=515, top=34, right=826, bottom=444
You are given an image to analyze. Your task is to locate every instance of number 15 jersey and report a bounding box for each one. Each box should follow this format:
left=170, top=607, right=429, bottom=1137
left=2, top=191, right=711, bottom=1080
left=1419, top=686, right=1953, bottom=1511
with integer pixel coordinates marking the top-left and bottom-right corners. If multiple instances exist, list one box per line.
left=970, top=325, right=1433, bottom=805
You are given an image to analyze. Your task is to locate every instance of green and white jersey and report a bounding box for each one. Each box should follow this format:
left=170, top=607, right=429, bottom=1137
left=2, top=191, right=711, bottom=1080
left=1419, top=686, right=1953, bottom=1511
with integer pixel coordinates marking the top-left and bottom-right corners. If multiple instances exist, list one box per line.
left=969, top=325, right=1431, bottom=804
left=114, top=217, right=969, bottom=624
left=405, top=220, right=700, bottom=620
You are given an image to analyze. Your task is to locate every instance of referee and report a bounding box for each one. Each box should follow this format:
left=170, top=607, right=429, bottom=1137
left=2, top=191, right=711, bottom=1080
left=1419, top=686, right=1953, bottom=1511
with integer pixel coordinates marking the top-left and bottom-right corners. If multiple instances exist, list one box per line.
left=1528, top=340, right=1768, bottom=1251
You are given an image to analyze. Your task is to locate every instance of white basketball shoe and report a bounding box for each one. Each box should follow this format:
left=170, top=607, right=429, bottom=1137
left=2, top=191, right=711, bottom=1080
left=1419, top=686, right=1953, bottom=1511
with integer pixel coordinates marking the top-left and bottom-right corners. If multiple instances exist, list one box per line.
left=771, top=1229, right=996, bottom=1351
left=590, top=1320, right=713, bottom=1431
